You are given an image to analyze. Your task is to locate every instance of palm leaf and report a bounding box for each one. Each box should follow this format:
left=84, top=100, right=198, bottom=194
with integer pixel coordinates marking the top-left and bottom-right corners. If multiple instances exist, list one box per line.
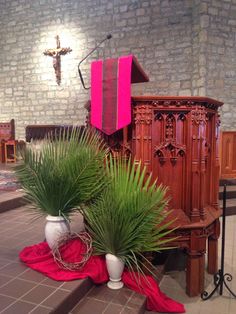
left=83, top=155, right=177, bottom=276
left=15, top=127, right=108, bottom=217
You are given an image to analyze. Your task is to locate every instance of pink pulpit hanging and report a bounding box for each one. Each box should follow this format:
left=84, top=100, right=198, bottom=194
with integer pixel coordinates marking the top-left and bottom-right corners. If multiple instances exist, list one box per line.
left=91, top=55, right=149, bottom=135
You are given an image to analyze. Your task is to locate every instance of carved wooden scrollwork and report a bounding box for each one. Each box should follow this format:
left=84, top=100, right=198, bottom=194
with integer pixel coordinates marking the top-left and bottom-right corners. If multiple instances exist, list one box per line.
left=151, top=99, right=219, bottom=111
left=108, top=142, right=132, bottom=159
left=191, top=106, right=207, bottom=125
left=166, top=114, right=175, bottom=139
left=154, top=141, right=186, bottom=165
left=155, top=112, right=163, bottom=121
left=178, top=113, right=187, bottom=121
left=167, top=221, right=219, bottom=251
left=152, top=100, right=195, bottom=107
left=133, top=105, right=152, bottom=125
left=216, top=114, right=221, bottom=127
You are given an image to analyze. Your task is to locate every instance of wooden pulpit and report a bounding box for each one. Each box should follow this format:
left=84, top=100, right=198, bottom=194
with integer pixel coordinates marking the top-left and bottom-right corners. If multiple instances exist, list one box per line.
left=95, top=95, right=223, bottom=296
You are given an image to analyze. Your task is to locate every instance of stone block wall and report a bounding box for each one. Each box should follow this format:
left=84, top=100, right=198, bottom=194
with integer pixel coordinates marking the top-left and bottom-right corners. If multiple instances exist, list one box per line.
left=0, top=0, right=235, bottom=139
left=202, top=0, right=236, bottom=130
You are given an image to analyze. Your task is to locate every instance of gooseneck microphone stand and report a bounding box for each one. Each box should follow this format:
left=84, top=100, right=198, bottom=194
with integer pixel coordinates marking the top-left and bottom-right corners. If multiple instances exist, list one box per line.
left=78, top=34, right=112, bottom=90
left=201, top=184, right=236, bottom=300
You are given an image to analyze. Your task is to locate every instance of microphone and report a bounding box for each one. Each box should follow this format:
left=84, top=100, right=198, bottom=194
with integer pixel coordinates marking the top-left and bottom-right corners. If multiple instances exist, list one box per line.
left=78, top=34, right=112, bottom=90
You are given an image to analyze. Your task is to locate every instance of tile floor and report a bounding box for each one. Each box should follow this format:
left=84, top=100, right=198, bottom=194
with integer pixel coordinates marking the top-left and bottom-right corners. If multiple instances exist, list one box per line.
left=71, top=285, right=146, bottom=314
left=0, top=198, right=236, bottom=313
left=0, top=205, right=87, bottom=313
left=0, top=203, right=147, bottom=314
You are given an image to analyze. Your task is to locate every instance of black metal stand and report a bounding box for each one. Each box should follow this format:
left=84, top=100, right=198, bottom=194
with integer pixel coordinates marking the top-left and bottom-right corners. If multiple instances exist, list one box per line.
left=201, top=184, right=236, bottom=300
left=78, top=34, right=112, bottom=90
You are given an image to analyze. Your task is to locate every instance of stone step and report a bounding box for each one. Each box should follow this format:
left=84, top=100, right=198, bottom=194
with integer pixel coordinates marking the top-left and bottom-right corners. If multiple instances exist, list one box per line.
left=70, top=261, right=166, bottom=314
left=0, top=193, right=148, bottom=313
left=51, top=278, right=93, bottom=314
left=70, top=284, right=146, bottom=314
left=0, top=204, right=93, bottom=314
left=0, top=190, right=28, bottom=213
left=220, top=178, right=236, bottom=186
left=220, top=198, right=236, bottom=216
left=219, top=185, right=236, bottom=200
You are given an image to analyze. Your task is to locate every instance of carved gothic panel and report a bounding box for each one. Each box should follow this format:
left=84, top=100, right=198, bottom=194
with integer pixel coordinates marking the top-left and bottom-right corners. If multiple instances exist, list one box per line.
left=191, top=106, right=207, bottom=125
left=151, top=111, right=187, bottom=210
left=133, top=105, right=152, bottom=125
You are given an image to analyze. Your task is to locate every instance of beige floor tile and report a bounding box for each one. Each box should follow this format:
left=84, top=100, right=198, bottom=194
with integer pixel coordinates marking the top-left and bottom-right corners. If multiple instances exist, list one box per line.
left=229, top=298, right=236, bottom=314
left=157, top=215, right=236, bottom=314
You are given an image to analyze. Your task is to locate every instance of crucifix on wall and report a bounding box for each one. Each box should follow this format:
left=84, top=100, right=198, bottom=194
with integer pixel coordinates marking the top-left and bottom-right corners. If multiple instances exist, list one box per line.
left=43, top=35, right=72, bottom=85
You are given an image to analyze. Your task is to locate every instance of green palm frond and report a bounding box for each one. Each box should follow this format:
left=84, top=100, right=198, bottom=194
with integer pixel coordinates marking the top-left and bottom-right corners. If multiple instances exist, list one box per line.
left=84, top=155, right=177, bottom=275
left=15, top=127, right=108, bottom=217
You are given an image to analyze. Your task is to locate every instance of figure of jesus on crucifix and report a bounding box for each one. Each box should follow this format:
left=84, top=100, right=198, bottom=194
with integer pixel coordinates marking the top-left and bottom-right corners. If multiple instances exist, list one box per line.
left=44, top=35, right=72, bottom=85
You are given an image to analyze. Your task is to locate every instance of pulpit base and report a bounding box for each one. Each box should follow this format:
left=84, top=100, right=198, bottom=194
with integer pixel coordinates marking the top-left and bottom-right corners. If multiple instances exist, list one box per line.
left=168, top=208, right=221, bottom=296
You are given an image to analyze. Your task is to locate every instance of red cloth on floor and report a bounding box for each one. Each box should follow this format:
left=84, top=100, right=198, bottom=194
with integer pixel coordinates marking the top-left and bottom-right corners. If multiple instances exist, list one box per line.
left=123, top=271, right=185, bottom=313
left=19, top=239, right=185, bottom=313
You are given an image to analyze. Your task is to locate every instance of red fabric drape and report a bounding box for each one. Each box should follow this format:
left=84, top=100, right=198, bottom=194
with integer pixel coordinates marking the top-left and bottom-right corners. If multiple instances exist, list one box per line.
left=91, top=56, right=132, bottom=135
left=90, top=55, right=149, bottom=135
left=19, top=239, right=185, bottom=313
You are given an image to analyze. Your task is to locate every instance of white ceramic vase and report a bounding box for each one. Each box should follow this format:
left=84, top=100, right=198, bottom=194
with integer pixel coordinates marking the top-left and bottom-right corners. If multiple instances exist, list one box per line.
left=105, top=253, right=125, bottom=290
left=45, top=215, right=70, bottom=249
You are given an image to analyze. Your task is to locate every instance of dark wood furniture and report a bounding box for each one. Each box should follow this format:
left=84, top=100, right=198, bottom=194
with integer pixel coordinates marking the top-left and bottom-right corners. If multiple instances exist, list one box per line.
left=25, top=124, right=82, bottom=142
left=99, top=96, right=223, bottom=296
left=4, top=140, right=16, bottom=163
left=26, top=125, right=67, bottom=142
left=0, top=119, right=15, bottom=162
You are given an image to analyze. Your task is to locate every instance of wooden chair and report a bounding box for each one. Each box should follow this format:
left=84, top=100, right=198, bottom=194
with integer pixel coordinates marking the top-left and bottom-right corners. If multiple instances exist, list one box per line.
left=0, top=119, right=16, bottom=163
left=4, top=140, right=16, bottom=163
